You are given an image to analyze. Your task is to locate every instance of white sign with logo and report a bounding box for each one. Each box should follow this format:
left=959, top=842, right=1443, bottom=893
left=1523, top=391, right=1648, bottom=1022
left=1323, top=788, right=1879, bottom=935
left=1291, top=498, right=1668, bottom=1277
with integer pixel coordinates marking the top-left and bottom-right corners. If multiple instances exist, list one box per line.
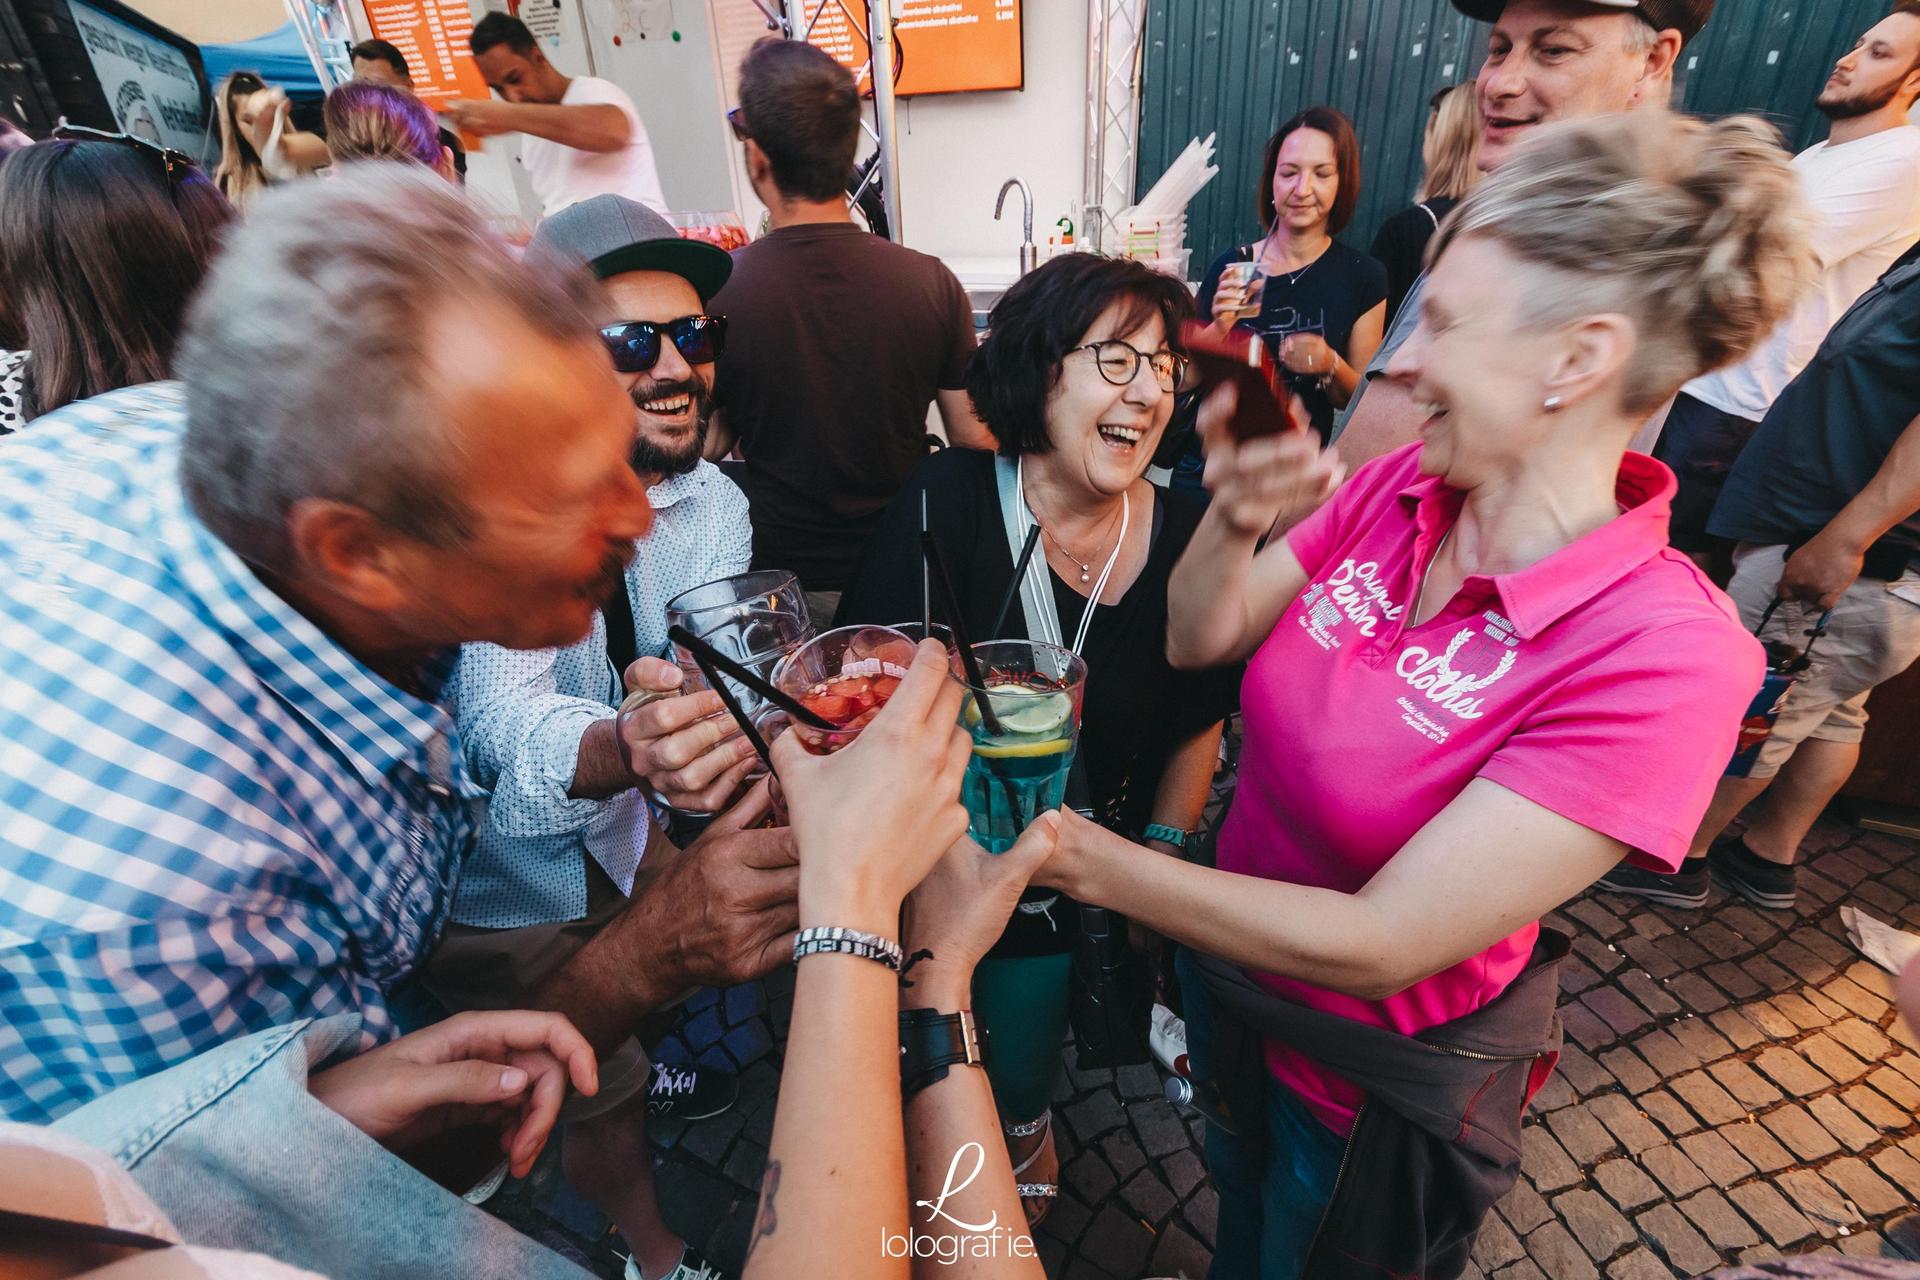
left=70, top=2, right=211, bottom=163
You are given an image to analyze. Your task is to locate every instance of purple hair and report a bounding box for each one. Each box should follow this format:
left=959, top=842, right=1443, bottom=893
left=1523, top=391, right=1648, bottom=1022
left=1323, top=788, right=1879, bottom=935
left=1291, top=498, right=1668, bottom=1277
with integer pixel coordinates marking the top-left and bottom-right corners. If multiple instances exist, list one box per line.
left=324, top=80, right=441, bottom=169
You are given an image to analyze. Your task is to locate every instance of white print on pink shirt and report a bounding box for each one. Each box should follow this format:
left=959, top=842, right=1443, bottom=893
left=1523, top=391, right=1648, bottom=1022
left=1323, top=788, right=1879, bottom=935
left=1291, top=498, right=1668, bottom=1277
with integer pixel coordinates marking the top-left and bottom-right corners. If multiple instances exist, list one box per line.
left=1298, top=558, right=1405, bottom=649
left=1395, top=628, right=1518, bottom=721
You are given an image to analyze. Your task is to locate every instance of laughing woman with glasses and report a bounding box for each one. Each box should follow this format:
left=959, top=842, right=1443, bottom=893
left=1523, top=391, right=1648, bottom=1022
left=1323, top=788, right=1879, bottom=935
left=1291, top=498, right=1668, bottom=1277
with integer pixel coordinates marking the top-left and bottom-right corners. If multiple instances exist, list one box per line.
left=836, top=252, right=1243, bottom=1224
left=0, top=136, right=233, bottom=436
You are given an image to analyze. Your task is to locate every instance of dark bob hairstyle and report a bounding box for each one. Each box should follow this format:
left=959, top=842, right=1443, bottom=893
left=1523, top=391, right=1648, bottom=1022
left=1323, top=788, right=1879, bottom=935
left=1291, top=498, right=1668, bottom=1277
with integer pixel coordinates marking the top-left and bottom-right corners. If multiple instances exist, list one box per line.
left=0, top=139, right=233, bottom=423
left=967, top=253, right=1193, bottom=458
left=1257, top=105, right=1363, bottom=236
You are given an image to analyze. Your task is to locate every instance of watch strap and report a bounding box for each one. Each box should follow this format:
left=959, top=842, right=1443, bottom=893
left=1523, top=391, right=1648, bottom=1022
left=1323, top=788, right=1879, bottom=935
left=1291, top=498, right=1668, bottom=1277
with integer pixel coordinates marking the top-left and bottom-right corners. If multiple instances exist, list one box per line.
left=899, top=1007, right=983, bottom=1098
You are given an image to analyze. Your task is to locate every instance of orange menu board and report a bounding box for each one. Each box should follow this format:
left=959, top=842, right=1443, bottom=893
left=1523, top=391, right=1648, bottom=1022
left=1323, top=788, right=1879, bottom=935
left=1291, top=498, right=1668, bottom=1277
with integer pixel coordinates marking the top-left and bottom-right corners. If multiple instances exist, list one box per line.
left=360, top=0, right=493, bottom=109
left=803, top=0, right=1021, bottom=97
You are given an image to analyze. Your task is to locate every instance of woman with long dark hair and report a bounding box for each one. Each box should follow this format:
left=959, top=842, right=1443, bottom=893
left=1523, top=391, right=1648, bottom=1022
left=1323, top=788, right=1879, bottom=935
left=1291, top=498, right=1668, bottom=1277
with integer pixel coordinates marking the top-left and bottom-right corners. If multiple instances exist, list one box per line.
left=0, top=134, right=233, bottom=434
left=1198, top=106, right=1389, bottom=440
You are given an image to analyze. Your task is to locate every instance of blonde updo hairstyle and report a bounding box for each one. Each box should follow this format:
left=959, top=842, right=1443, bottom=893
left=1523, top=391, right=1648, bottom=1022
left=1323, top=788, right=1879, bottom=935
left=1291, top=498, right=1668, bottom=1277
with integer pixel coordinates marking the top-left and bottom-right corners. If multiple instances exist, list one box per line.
left=1427, top=113, right=1815, bottom=414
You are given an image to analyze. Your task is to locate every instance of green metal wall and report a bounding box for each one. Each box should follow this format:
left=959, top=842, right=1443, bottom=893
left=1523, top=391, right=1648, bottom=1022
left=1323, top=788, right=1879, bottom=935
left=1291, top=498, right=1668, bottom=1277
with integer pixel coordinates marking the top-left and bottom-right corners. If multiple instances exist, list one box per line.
left=1139, top=0, right=1892, bottom=272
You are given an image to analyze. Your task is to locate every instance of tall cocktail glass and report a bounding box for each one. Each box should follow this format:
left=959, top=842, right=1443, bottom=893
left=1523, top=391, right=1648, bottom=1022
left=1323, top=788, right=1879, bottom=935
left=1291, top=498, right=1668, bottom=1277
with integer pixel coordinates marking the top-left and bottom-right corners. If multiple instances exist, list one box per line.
left=951, top=640, right=1087, bottom=853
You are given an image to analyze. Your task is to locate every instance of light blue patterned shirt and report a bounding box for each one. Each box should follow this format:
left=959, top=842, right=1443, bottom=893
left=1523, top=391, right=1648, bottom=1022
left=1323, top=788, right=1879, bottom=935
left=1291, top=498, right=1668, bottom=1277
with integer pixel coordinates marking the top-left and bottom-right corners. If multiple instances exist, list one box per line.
left=450, top=461, right=752, bottom=929
left=0, top=384, right=484, bottom=1123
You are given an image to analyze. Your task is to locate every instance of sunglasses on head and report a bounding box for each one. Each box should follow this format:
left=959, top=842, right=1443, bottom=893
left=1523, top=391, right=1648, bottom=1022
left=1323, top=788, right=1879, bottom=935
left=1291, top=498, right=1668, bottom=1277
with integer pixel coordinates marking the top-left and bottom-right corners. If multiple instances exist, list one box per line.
left=599, top=314, right=727, bottom=374
left=52, top=121, right=195, bottom=184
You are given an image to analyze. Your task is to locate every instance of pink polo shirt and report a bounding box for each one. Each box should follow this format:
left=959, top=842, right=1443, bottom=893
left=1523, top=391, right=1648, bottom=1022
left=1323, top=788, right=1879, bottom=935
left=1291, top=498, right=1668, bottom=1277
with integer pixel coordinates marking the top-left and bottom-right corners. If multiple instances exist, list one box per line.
left=1217, top=443, right=1762, bottom=1135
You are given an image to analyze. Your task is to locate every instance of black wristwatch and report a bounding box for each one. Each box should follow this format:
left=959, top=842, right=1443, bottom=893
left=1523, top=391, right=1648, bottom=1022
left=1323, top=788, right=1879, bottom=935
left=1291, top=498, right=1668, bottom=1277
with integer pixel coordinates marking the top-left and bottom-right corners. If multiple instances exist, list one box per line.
left=899, top=1007, right=984, bottom=1099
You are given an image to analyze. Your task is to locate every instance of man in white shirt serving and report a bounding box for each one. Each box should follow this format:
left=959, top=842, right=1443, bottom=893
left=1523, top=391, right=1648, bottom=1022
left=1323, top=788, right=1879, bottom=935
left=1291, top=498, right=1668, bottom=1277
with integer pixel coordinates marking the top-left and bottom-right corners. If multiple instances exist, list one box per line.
left=448, top=12, right=668, bottom=218
left=1657, top=2, right=1920, bottom=559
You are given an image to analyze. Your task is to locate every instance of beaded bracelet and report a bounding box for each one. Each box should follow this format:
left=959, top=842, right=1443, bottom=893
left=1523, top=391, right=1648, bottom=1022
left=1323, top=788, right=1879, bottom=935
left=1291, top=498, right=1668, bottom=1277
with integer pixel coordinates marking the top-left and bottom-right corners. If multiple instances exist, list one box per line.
left=792, top=925, right=905, bottom=973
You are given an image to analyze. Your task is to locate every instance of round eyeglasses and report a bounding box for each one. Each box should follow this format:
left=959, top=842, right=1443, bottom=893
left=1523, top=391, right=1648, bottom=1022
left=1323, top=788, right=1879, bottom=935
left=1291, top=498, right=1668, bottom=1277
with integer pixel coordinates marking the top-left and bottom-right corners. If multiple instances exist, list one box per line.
left=1069, top=340, right=1187, bottom=393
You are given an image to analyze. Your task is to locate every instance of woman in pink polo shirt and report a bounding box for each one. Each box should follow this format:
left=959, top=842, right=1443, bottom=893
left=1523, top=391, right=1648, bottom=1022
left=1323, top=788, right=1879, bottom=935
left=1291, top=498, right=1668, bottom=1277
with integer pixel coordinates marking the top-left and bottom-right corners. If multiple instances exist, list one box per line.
left=1035, top=114, right=1816, bottom=1277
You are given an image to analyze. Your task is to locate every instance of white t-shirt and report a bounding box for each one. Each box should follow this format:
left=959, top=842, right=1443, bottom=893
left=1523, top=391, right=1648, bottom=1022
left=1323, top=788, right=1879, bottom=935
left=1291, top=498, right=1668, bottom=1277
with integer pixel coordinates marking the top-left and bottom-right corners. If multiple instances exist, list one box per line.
left=521, top=76, right=668, bottom=219
left=1685, top=125, right=1920, bottom=422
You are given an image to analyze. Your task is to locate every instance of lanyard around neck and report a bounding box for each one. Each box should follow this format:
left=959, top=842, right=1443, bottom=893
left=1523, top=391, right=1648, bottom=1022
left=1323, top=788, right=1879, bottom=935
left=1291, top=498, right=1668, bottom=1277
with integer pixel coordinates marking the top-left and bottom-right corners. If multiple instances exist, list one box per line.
left=1015, top=454, right=1128, bottom=656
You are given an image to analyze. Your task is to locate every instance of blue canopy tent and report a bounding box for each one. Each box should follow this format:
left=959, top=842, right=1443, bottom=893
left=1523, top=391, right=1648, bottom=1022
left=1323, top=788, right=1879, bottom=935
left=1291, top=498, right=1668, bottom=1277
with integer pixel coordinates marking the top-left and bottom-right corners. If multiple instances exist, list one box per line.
left=197, top=20, right=328, bottom=142
left=198, top=21, right=326, bottom=102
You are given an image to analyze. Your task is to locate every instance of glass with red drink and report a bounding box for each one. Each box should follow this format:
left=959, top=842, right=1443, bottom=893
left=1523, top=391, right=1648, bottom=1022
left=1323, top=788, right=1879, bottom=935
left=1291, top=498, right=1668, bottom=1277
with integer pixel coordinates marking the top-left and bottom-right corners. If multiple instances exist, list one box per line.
left=756, top=625, right=917, bottom=821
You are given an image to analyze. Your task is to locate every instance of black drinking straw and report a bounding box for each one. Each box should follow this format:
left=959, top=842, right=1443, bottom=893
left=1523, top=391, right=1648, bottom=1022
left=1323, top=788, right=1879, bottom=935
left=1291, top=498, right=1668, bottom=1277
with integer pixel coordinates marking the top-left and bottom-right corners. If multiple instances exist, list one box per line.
left=920, top=490, right=932, bottom=640
left=667, top=624, right=839, bottom=732
left=687, top=646, right=775, bottom=773
left=989, top=524, right=1043, bottom=639
left=920, top=532, right=1004, bottom=736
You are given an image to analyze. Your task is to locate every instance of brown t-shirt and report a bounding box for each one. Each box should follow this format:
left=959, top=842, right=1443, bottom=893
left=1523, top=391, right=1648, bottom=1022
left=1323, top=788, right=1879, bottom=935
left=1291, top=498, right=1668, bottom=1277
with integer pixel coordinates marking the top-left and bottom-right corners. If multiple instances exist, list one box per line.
left=711, top=222, right=975, bottom=592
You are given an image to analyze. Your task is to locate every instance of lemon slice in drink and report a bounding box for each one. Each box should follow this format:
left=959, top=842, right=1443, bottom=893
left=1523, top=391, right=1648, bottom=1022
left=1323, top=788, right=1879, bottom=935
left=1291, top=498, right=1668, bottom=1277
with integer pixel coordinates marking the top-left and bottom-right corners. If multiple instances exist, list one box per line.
left=973, top=736, right=1074, bottom=759
left=967, top=688, right=1071, bottom=735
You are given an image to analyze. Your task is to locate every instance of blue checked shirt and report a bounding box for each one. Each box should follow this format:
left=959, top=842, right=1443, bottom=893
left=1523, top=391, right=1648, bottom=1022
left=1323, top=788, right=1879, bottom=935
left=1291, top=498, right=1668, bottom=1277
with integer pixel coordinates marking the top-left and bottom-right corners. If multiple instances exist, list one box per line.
left=0, top=384, right=485, bottom=1123
left=451, top=461, right=752, bottom=929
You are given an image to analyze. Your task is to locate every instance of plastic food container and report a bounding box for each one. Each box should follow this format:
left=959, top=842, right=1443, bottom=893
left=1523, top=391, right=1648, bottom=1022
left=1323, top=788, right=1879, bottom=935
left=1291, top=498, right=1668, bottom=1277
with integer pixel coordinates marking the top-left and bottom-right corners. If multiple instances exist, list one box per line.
left=667, top=209, right=750, bottom=251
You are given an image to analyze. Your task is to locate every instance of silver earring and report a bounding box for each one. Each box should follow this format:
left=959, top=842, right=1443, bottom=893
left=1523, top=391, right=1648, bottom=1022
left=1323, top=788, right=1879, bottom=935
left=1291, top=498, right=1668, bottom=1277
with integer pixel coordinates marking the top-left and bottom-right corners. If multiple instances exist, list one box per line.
left=1543, top=395, right=1564, bottom=412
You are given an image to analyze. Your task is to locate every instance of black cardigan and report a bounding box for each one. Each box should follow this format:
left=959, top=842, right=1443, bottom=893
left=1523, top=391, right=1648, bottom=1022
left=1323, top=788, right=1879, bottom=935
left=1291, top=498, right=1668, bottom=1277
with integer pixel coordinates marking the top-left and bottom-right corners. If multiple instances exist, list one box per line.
left=1189, top=929, right=1570, bottom=1280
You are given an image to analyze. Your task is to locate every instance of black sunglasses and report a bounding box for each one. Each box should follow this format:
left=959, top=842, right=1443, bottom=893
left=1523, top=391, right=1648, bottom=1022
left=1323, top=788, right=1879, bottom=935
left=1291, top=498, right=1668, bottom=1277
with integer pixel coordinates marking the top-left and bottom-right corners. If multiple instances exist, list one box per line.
left=725, top=106, right=751, bottom=142
left=52, top=122, right=195, bottom=183
left=600, top=314, right=728, bottom=374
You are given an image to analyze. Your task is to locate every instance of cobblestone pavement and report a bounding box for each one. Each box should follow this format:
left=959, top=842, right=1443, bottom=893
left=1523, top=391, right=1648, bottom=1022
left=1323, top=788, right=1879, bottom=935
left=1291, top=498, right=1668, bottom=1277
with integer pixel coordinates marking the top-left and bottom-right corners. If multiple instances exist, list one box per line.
left=493, top=805, right=1920, bottom=1280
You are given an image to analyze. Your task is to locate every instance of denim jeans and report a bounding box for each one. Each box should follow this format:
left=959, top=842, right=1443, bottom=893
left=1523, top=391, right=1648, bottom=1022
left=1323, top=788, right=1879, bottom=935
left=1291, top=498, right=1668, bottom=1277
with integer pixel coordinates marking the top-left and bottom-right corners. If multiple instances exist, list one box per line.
left=1176, top=948, right=1347, bottom=1280
left=56, top=1014, right=593, bottom=1280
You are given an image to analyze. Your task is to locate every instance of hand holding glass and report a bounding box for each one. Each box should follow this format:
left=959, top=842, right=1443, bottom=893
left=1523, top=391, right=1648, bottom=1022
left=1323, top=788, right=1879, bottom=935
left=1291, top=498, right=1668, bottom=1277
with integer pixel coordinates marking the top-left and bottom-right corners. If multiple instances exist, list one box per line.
left=951, top=640, right=1087, bottom=853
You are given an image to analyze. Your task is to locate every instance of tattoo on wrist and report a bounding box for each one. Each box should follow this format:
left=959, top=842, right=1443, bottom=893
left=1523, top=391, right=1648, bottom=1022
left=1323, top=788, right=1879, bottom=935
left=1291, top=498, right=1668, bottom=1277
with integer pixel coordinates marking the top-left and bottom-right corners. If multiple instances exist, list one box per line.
left=745, top=1159, right=780, bottom=1263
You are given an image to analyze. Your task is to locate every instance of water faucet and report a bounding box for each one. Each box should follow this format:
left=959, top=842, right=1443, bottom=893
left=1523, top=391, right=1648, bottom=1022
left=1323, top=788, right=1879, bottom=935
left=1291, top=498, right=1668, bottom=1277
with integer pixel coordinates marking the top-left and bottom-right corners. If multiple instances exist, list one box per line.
left=995, top=177, right=1037, bottom=277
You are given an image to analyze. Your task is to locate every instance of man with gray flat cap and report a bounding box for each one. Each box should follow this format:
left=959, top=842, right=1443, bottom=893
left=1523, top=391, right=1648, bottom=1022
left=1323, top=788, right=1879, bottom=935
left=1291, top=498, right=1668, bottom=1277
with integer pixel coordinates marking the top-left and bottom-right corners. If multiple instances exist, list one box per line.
left=1331, top=0, right=1712, bottom=469
left=440, top=193, right=754, bottom=1280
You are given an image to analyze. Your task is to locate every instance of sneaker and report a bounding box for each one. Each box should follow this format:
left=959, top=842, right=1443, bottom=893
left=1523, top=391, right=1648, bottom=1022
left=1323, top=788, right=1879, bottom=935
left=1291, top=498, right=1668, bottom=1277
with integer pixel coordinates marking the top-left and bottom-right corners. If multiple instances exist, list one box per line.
left=645, top=1062, right=739, bottom=1122
left=1593, top=859, right=1709, bottom=909
left=1707, top=834, right=1797, bottom=911
left=623, top=1245, right=727, bottom=1280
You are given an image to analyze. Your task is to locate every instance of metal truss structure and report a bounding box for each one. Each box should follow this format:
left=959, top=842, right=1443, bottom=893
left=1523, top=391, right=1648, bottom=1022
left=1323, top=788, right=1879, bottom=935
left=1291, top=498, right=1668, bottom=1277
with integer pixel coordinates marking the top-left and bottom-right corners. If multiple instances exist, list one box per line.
left=1081, top=0, right=1146, bottom=254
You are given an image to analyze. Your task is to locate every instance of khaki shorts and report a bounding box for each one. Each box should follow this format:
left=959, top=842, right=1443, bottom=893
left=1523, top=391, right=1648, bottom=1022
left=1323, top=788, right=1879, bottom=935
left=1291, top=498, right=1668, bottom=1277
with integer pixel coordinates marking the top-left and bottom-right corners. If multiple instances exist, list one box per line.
left=426, top=858, right=659, bottom=1123
left=1727, top=544, right=1920, bottom=780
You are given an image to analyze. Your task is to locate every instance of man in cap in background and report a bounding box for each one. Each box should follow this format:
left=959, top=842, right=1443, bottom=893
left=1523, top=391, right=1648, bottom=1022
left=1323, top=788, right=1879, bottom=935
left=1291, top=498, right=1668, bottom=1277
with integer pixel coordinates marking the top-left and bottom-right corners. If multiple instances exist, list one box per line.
left=441, top=193, right=756, bottom=1280
left=1331, top=0, right=1711, bottom=468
